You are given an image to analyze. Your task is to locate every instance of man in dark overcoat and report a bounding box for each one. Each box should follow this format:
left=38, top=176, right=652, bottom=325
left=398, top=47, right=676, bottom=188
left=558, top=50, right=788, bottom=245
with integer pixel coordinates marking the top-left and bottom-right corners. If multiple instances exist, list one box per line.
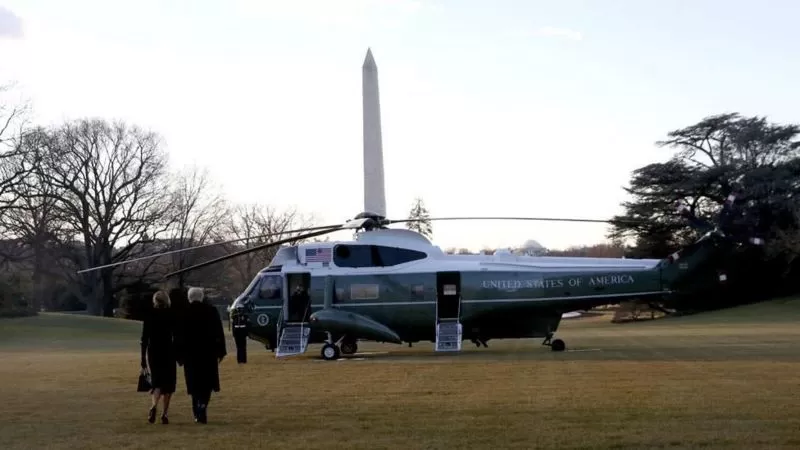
left=178, top=287, right=227, bottom=424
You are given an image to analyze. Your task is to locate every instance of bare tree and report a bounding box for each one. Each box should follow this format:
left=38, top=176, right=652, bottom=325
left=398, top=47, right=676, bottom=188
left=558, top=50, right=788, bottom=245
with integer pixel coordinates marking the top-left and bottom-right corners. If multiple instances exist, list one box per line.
left=546, top=242, right=627, bottom=258
left=443, top=247, right=474, bottom=255
left=38, top=118, right=176, bottom=315
left=166, top=165, right=230, bottom=288
left=222, top=204, right=317, bottom=292
left=0, top=128, right=71, bottom=311
left=0, top=82, right=33, bottom=217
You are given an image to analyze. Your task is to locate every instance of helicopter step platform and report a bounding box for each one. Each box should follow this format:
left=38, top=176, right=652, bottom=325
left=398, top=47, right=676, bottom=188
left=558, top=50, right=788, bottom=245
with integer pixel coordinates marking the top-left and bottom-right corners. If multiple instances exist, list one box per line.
left=276, top=323, right=310, bottom=357
left=435, top=320, right=463, bottom=352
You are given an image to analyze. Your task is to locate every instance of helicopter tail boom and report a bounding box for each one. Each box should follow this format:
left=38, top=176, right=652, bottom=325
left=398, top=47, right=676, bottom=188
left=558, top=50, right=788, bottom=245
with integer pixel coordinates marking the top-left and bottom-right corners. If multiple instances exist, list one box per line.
left=657, top=189, right=765, bottom=290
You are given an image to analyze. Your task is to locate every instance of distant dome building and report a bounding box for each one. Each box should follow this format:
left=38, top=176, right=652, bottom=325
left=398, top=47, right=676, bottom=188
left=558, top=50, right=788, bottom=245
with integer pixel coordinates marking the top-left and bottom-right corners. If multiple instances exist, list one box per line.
left=515, top=239, right=546, bottom=256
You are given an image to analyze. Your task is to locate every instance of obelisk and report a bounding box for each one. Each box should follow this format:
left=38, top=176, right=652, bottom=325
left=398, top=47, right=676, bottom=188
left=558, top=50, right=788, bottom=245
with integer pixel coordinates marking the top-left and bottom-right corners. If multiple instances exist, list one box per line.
left=362, top=48, right=387, bottom=218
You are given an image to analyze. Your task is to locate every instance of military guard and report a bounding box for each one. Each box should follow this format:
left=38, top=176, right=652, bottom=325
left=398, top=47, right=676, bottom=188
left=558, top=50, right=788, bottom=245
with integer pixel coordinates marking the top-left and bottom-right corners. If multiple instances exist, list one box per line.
left=231, top=306, right=249, bottom=364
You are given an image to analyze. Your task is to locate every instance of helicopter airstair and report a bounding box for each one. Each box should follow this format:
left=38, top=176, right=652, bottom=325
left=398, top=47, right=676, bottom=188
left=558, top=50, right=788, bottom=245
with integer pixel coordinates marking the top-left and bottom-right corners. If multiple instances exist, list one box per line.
left=435, top=273, right=463, bottom=352
left=275, top=309, right=310, bottom=357
left=435, top=319, right=462, bottom=351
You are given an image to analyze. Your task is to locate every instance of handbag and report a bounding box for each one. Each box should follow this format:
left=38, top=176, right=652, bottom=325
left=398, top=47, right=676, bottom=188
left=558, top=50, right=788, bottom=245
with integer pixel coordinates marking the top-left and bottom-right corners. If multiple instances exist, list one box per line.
left=137, top=368, right=152, bottom=392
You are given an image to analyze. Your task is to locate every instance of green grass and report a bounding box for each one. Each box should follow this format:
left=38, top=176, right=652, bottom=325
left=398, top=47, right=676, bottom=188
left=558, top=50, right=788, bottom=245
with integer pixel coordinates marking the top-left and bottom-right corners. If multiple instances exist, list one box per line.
left=0, top=312, right=142, bottom=350
left=1, top=298, right=799, bottom=449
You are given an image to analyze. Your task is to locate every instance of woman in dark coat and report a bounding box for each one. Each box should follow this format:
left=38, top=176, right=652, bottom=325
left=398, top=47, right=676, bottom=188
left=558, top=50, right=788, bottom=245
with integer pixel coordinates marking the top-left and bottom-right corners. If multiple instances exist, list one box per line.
left=140, top=290, right=178, bottom=424
left=179, top=287, right=227, bottom=424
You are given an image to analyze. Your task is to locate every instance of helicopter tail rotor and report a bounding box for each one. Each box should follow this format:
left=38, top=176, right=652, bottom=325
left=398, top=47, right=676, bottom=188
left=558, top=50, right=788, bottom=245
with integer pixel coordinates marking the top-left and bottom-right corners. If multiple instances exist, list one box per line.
left=675, top=189, right=765, bottom=247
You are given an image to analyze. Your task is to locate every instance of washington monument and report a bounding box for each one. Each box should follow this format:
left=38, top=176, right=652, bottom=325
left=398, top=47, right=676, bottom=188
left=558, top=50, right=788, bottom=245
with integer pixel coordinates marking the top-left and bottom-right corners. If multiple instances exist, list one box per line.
left=362, top=48, right=387, bottom=218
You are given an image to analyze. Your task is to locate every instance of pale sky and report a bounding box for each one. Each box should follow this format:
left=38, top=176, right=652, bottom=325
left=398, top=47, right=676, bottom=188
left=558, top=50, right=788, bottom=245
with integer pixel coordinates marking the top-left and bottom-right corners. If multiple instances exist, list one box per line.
left=1, top=0, right=799, bottom=252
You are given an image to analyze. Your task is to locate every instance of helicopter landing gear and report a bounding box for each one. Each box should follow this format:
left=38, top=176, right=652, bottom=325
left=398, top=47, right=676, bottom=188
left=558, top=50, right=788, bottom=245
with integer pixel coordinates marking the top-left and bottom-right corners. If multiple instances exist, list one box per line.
left=320, top=332, right=342, bottom=361
left=542, top=333, right=566, bottom=352
left=321, top=343, right=340, bottom=360
left=470, top=338, right=488, bottom=348
left=340, top=339, right=358, bottom=355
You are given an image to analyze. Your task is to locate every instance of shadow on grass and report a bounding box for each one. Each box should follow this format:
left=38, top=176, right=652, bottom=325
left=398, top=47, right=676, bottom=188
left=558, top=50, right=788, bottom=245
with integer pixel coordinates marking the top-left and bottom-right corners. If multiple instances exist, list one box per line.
left=289, top=337, right=800, bottom=364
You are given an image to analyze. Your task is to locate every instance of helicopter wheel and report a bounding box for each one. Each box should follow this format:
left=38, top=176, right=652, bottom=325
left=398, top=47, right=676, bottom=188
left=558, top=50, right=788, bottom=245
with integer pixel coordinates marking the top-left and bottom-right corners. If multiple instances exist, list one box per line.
left=340, top=340, right=358, bottom=355
left=321, top=343, right=340, bottom=361
left=550, top=339, right=566, bottom=352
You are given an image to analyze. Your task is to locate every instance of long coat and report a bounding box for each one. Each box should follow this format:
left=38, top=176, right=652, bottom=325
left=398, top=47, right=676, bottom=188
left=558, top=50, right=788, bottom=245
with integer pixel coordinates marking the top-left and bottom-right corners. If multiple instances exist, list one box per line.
left=178, top=302, right=227, bottom=395
left=140, top=307, right=178, bottom=394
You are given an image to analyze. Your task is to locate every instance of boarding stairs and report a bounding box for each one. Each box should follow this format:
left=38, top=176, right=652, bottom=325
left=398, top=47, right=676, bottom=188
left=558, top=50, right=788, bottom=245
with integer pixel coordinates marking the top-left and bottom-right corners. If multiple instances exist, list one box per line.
left=435, top=319, right=462, bottom=352
left=435, top=280, right=463, bottom=352
left=275, top=309, right=311, bottom=358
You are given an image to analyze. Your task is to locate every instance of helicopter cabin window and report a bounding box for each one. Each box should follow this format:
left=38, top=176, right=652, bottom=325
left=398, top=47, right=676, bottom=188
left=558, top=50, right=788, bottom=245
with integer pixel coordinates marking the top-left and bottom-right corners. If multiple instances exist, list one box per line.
left=350, top=283, right=379, bottom=300
left=333, top=244, right=427, bottom=268
left=257, top=275, right=282, bottom=300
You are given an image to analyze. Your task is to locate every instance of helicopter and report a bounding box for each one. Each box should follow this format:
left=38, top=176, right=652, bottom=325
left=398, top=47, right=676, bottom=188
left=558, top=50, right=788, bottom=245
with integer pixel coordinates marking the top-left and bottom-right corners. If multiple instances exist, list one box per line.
left=152, top=195, right=760, bottom=361
left=78, top=49, right=764, bottom=361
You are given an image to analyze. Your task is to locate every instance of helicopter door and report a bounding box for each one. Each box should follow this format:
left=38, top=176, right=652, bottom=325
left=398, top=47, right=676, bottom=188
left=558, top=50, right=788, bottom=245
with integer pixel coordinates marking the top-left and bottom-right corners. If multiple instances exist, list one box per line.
left=285, top=272, right=312, bottom=323
left=276, top=272, right=312, bottom=358
left=435, top=271, right=462, bottom=352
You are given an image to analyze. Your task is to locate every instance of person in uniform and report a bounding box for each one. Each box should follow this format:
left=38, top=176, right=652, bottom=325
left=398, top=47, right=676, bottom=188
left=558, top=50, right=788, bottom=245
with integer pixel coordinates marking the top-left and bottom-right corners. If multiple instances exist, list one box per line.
left=231, top=306, right=249, bottom=363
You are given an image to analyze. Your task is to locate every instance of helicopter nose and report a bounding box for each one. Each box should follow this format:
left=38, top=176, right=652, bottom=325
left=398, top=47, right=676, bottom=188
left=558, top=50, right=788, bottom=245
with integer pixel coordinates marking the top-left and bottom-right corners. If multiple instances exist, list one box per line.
left=230, top=295, right=251, bottom=312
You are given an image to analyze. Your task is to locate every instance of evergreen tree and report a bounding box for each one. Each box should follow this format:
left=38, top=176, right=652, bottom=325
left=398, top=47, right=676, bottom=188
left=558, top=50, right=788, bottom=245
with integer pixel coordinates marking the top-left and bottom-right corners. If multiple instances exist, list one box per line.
left=608, top=113, right=800, bottom=309
left=609, top=112, right=800, bottom=258
left=406, top=197, right=433, bottom=239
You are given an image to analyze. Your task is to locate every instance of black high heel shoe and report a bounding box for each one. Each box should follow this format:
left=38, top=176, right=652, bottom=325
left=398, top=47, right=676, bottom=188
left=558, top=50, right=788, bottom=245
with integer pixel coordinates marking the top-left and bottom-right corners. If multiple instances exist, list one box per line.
left=148, top=406, right=156, bottom=424
left=160, top=413, right=169, bottom=425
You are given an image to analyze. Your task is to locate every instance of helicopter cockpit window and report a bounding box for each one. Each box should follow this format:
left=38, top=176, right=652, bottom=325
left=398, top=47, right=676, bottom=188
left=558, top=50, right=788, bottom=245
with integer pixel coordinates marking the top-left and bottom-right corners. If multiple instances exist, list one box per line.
left=257, top=275, right=282, bottom=300
left=333, top=244, right=427, bottom=268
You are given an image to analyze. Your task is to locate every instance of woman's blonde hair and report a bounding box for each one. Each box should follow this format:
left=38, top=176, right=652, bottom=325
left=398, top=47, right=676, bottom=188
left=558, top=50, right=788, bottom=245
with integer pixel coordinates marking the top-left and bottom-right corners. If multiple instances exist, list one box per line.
left=152, top=290, right=171, bottom=308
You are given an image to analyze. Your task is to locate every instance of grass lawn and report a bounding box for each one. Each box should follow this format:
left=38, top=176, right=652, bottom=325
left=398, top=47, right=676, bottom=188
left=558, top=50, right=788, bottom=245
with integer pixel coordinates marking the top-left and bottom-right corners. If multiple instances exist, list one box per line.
left=1, top=298, right=799, bottom=449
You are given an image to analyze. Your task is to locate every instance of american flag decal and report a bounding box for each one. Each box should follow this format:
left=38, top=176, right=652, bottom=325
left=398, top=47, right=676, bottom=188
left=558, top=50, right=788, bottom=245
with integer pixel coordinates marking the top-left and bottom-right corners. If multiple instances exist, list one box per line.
left=305, top=247, right=332, bottom=263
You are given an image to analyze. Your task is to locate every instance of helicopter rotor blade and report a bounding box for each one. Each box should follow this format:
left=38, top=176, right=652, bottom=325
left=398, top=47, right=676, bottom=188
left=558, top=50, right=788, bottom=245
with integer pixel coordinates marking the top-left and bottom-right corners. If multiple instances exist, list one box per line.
left=161, top=226, right=343, bottom=280
left=75, top=213, right=705, bottom=278
left=74, top=223, right=346, bottom=275
left=385, top=216, right=644, bottom=225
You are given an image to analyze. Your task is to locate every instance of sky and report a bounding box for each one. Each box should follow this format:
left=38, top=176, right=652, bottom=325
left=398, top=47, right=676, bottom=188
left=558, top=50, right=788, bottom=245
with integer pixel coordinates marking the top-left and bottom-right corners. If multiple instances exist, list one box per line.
left=1, top=0, right=799, bottom=252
